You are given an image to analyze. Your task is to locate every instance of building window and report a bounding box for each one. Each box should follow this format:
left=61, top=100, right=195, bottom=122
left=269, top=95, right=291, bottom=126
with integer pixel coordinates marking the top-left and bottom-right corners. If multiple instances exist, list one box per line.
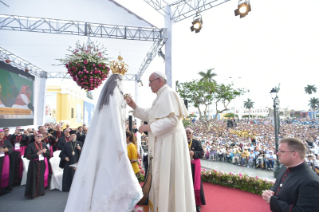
left=71, top=108, right=74, bottom=118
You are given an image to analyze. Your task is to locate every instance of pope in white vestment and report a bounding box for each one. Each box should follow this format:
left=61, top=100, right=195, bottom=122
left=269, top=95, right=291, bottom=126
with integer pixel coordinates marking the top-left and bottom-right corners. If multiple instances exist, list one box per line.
left=127, top=71, right=196, bottom=212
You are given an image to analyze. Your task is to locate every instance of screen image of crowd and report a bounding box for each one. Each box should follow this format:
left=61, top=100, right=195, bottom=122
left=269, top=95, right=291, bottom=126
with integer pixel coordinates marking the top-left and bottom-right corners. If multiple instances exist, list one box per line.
left=1, top=117, right=319, bottom=199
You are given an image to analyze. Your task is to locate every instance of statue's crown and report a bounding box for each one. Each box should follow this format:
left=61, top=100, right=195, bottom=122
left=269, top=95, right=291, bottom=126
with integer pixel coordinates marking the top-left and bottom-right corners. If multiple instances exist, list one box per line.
left=110, top=55, right=128, bottom=75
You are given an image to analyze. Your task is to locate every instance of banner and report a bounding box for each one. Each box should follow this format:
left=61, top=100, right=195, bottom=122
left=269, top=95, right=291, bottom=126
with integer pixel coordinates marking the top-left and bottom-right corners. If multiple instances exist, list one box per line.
left=0, top=61, right=35, bottom=127
left=45, top=92, right=57, bottom=123
left=76, top=104, right=82, bottom=123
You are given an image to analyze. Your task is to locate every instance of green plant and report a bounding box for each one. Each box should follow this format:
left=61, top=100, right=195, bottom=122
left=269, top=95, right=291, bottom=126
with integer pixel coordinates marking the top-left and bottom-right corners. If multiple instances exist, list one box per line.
left=136, top=160, right=145, bottom=182
left=201, top=169, right=274, bottom=195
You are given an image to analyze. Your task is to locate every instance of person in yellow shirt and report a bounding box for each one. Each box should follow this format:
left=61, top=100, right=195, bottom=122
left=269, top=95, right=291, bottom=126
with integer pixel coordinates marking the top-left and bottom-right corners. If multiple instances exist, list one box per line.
left=126, top=131, right=140, bottom=175
left=240, top=147, right=250, bottom=166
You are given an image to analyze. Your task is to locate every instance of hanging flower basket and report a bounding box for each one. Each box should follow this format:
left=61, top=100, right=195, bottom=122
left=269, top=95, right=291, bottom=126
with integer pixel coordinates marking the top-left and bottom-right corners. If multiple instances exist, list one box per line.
left=58, top=41, right=110, bottom=91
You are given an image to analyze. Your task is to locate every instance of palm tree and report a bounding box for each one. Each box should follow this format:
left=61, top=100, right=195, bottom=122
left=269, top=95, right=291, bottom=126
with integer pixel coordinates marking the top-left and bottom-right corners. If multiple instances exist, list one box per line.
left=304, top=85, right=317, bottom=95
left=243, top=98, right=254, bottom=119
left=308, top=97, right=319, bottom=119
left=198, top=68, right=217, bottom=83
left=305, top=85, right=317, bottom=119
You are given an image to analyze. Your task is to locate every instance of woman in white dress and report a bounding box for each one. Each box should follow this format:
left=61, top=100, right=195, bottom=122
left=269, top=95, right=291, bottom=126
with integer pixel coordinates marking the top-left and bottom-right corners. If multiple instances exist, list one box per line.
left=64, top=73, right=142, bottom=212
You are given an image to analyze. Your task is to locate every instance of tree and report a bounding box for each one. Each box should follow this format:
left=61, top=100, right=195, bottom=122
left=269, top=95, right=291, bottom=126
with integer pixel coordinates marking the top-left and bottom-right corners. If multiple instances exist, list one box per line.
left=198, top=68, right=217, bottom=83
left=177, top=80, right=246, bottom=130
left=304, top=85, right=317, bottom=95
left=305, top=85, right=317, bottom=119
left=243, top=98, right=254, bottom=119
left=308, top=97, right=319, bottom=119
left=177, top=80, right=216, bottom=125
left=213, top=84, right=246, bottom=120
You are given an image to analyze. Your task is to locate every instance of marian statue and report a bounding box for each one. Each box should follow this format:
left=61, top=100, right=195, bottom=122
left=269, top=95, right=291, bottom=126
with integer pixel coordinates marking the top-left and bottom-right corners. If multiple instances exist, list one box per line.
left=64, top=56, right=142, bottom=212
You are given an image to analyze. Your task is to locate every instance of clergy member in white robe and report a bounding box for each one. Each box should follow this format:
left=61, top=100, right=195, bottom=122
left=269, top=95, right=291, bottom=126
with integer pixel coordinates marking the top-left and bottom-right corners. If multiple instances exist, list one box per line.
left=126, top=71, right=196, bottom=212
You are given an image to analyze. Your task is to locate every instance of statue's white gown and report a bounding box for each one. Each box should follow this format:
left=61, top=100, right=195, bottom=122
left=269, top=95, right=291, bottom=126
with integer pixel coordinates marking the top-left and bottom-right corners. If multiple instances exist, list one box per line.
left=64, top=76, right=142, bottom=212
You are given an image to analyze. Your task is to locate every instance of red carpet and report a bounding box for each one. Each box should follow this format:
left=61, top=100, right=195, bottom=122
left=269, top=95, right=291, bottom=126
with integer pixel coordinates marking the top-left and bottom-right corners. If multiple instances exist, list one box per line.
left=138, top=182, right=271, bottom=212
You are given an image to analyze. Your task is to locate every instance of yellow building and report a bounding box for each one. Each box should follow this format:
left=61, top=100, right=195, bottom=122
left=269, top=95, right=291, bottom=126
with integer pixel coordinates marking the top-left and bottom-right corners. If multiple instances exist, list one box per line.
left=45, top=80, right=95, bottom=129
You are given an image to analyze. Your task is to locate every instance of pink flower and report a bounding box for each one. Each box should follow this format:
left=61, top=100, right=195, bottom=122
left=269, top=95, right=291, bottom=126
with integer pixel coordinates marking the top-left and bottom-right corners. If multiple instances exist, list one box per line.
left=98, top=64, right=102, bottom=67
left=65, top=64, right=69, bottom=68
left=93, top=64, right=96, bottom=67
left=84, top=76, right=87, bottom=79
left=256, top=176, right=259, bottom=179
left=239, top=173, right=243, bottom=177
left=84, top=60, right=88, bottom=64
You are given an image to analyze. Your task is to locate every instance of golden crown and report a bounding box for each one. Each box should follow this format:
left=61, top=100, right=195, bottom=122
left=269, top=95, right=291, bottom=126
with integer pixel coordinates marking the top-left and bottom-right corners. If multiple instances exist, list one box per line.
left=110, top=55, right=128, bottom=75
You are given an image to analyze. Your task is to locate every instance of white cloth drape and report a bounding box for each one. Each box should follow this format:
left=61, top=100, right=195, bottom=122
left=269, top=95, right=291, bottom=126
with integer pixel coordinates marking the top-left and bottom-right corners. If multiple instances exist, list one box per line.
left=64, top=76, right=142, bottom=212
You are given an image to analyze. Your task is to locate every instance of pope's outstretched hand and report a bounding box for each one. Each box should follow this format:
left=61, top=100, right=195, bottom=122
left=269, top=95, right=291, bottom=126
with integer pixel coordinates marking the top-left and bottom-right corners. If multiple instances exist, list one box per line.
left=125, top=96, right=137, bottom=110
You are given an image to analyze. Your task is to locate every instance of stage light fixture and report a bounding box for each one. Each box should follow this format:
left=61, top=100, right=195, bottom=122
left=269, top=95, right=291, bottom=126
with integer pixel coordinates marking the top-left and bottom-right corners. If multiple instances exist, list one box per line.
left=138, top=80, right=143, bottom=87
left=235, top=0, right=251, bottom=18
left=158, top=49, right=165, bottom=62
left=190, top=13, right=203, bottom=33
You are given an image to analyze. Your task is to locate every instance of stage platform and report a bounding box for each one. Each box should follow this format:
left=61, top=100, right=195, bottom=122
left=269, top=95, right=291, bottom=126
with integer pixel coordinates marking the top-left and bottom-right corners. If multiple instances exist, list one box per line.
left=0, top=182, right=270, bottom=212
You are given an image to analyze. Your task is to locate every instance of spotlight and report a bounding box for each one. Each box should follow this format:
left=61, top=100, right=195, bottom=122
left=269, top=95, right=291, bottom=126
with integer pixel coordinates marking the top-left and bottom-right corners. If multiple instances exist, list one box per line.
left=158, top=49, right=165, bottom=62
left=190, top=13, right=203, bottom=33
left=235, top=0, right=251, bottom=18
left=138, top=80, right=143, bottom=87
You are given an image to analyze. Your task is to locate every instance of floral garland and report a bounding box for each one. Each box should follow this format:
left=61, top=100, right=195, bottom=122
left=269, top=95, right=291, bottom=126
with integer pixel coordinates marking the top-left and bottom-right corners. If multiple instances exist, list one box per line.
left=58, top=41, right=110, bottom=91
left=201, top=169, right=274, bottom=195
left=137, top=160, right=145, bottom=182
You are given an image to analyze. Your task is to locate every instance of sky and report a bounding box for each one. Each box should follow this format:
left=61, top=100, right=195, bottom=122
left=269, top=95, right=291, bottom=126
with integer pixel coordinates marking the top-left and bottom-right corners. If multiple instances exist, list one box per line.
left=118, top=0, right=319, bottom=111
left=1, top=0, right=319, bottom=112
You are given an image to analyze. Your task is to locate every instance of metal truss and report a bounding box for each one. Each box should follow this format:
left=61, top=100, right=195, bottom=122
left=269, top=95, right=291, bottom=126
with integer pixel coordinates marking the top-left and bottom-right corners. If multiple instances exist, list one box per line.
left=0, top=14, right=165, bottom=41
left=143, top=0, right=231, bottom=22
left=0, top=47, right=47, bottom=78
left=135, top=32, right=167, bottom=81
left=143, top=0, right=169, bottom=16
left=0, top=47, right=139, bottom=81
left=0, top=14, right=168, bottom=81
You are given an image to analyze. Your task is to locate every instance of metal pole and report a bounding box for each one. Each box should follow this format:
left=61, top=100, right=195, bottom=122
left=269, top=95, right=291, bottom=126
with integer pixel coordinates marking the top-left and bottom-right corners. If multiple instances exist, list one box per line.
left=165, top=5, right=173, bottom=88
left=273, top=97, right=280, bottom=178
left=129, top=115, right=133, bottom=132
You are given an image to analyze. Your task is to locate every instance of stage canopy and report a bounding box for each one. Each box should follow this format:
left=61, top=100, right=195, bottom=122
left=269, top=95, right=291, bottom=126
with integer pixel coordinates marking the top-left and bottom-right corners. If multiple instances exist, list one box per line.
left=0, top=0, right=165, bottom=80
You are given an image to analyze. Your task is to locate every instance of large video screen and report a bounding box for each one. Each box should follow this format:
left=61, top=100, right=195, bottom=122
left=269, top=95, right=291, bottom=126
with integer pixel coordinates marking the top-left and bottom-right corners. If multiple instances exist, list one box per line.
left=0, top=61, right=35, bottom=127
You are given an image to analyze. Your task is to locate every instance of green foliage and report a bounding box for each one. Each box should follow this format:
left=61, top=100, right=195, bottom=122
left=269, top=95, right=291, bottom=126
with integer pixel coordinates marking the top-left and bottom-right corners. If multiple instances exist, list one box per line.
left=308, top=97, right=319, bottom=110
left=177, top=79, right=247, bottom=125
left=136, top=160, right=145, bottom=182
left=201, top=169, right=274, bottom=195
left=243, top=98, right=254, bottom=110
left=224, top=113, right=238, bottom=118
left=304, top=85, right=317, bottom=95
left=198, top=68, right=217, bottom=83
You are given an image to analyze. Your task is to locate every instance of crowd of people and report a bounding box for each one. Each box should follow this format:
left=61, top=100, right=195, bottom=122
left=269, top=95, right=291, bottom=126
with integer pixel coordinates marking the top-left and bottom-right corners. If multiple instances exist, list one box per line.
left=0, top=123, right=88, bottom=197
left=0, top=123, right=143, bottom=199
left=189, top=118, right=319, bottom=173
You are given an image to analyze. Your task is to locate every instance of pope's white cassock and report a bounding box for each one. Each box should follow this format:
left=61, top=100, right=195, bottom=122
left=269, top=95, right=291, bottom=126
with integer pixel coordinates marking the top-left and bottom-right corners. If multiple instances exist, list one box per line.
left=134, top=84, right=196, bottom=212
